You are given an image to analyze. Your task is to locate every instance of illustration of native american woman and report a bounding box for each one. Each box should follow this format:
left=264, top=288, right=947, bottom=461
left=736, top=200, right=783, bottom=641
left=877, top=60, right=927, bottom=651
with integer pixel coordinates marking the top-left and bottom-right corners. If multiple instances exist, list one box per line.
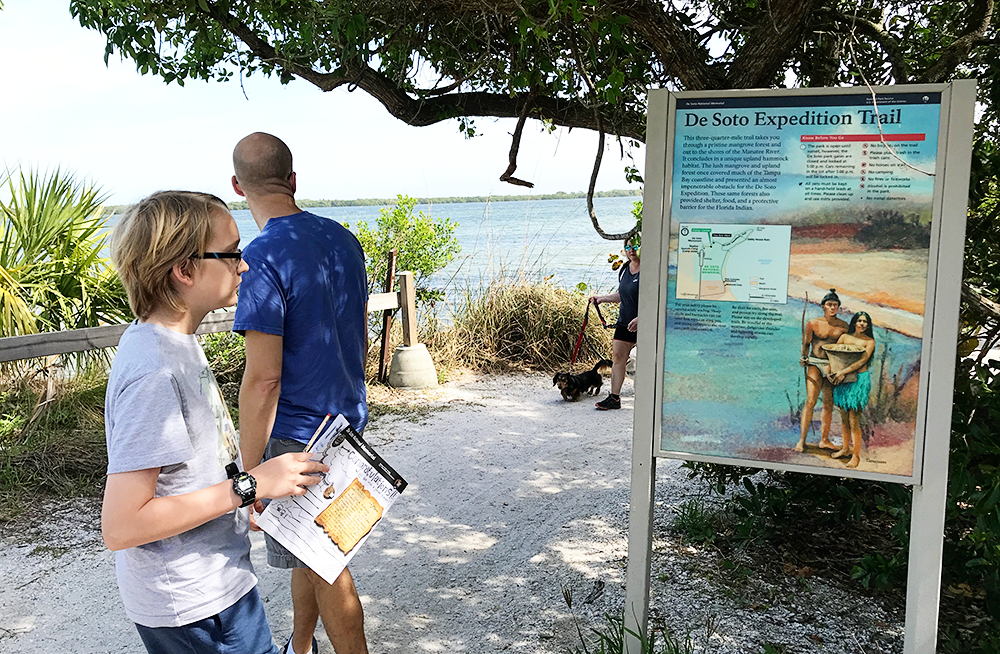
left=829, top=311, right=876, bottom=469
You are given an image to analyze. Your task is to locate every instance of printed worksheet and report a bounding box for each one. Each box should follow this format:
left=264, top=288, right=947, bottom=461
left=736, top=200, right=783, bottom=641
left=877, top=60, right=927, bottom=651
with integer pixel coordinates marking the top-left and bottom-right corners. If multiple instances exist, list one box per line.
left=257, top=415, right=408, bottom=584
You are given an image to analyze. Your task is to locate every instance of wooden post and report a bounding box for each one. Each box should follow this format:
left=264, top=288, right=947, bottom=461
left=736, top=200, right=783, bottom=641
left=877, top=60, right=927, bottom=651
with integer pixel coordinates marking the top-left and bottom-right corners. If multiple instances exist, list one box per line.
left=398, top=271, right=417, bottom=347
left=377, top=250, right=398, bottom=384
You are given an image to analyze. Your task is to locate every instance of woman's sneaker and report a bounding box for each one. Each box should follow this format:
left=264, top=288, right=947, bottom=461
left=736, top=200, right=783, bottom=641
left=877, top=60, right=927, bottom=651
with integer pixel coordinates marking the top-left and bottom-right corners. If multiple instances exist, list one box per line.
left=595, top=394, right=621, bottom=410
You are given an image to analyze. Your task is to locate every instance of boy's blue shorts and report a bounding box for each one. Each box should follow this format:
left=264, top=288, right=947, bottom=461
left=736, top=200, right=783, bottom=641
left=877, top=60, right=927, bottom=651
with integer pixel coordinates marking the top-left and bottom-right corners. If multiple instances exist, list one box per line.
left=134, top=586, right=279, bottom=654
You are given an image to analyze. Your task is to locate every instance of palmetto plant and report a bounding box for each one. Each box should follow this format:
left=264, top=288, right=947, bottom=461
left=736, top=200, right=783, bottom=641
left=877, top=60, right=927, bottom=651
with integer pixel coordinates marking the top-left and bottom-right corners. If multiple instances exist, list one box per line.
left=0, top=168, right=129, bottom=338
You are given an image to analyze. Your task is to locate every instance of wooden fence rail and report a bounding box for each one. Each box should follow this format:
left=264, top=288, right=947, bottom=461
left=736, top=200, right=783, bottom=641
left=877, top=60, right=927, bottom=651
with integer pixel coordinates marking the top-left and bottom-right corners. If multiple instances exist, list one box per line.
left=0, top=271, right=416, bottom=364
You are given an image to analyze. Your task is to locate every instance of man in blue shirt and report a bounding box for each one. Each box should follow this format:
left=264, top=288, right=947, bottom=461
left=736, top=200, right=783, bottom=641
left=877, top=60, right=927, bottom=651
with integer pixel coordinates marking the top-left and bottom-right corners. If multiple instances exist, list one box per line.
left=233, top=132, right=369, bottom=654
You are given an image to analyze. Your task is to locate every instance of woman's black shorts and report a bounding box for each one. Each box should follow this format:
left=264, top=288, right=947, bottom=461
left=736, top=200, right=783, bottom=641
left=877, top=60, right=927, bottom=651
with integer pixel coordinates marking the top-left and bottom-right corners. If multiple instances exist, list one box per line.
left=613, top=324, right=637, bottom=344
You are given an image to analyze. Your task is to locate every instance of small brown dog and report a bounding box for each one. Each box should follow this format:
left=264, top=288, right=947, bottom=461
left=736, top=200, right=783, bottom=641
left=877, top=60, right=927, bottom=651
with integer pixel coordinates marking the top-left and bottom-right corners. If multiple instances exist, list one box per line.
left=553, top=359, right=613, bottom=402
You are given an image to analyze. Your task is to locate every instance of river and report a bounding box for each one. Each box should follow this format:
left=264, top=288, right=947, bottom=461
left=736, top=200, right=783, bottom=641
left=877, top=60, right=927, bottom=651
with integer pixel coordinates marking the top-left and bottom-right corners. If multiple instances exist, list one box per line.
left=231, top=195, right=642, bottom=297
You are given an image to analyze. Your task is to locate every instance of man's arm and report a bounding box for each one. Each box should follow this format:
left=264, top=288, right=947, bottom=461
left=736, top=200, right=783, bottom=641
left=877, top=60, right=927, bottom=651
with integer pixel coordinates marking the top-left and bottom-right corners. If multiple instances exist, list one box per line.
left=239, top=330, right=284, bottom=469
left=801, top=320, right=813, bottom=364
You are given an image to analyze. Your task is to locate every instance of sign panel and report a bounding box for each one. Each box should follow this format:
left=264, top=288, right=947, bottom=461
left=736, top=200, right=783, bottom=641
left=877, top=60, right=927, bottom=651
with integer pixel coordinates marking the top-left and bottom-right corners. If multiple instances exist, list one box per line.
left=659, top=90, right=944, bottom=481
left=628, top=81, right=974, bottom=654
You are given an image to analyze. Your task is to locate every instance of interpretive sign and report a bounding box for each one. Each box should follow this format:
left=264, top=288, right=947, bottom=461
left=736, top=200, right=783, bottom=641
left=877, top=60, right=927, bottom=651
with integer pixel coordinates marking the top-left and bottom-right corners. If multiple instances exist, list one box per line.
left=626, top=83, right=975, bottom=654
left=660, top=90, right=949, bottom=482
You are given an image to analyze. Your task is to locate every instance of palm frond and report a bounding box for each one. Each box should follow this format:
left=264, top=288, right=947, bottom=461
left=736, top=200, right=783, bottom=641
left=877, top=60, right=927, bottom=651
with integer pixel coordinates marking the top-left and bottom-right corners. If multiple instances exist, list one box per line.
left=0, top=167, right=128, bottom=342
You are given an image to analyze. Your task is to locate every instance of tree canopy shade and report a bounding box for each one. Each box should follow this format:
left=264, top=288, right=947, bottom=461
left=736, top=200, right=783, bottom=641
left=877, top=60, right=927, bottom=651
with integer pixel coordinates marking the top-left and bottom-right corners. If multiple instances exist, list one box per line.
left=68, top=0, right=999, bottom=239
left=68, top=0, right=998, bottom=144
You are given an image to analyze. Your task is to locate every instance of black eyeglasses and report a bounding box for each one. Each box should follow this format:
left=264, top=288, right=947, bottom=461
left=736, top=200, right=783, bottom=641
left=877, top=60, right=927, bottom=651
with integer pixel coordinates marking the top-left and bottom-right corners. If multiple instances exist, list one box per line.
left=193, top=250, right=243, bottom=263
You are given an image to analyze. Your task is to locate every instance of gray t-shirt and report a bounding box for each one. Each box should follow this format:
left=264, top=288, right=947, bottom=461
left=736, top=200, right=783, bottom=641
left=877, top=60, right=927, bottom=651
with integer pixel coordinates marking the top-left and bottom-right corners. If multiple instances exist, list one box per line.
left=105, top=321, right=255, bottom=628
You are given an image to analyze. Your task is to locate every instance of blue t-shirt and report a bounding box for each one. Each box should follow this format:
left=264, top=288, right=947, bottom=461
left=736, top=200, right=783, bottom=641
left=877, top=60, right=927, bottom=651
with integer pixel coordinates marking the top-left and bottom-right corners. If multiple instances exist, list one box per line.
left=234, top=211, right=369, bottom=442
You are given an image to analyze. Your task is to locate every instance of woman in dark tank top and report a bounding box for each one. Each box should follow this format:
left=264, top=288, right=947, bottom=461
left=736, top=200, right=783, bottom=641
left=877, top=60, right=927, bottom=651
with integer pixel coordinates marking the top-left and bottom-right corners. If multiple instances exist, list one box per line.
left=588, top=237, right=640, bottom=410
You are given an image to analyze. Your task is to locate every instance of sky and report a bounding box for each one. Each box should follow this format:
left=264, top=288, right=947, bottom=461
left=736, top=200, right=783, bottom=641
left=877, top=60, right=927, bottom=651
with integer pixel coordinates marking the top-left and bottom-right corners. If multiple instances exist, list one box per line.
left=0, top=1, right=645, bottom=206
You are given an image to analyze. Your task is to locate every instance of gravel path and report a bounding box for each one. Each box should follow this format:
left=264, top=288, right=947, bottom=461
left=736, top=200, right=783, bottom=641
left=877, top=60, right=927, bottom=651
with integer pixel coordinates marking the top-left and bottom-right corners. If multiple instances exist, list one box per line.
left=0, top=373, right=903, bottom=653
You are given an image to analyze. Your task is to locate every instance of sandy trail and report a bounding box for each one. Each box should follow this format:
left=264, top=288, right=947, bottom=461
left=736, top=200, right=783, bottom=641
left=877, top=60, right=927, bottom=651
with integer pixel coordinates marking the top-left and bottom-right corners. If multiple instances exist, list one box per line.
left=0, top=373, right=903, bottom=654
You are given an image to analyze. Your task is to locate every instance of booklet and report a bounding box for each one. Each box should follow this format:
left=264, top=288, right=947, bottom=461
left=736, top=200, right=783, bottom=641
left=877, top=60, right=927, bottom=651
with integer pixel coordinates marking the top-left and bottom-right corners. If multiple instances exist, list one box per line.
left=257, top=415, right=407, bottom=584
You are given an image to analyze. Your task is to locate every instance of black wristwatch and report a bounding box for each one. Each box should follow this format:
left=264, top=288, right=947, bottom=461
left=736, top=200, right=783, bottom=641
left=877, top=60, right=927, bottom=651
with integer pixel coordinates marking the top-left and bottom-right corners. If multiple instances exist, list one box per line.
left=225, top=462, right=257, bottom=508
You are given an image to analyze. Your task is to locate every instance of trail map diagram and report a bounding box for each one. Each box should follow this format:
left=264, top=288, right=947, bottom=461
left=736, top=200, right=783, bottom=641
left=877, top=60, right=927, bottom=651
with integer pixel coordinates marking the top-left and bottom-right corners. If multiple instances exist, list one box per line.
left=675, top=224, right=791, bottom=303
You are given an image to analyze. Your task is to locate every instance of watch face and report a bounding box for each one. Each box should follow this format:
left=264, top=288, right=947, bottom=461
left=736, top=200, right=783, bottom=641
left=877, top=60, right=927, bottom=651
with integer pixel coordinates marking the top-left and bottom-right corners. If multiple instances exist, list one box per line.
left=236, top=478, right=253, bottom=493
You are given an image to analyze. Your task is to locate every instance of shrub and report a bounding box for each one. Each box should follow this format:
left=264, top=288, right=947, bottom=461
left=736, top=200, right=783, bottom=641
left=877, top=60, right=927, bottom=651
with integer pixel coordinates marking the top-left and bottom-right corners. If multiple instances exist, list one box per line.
left=435, top=281, right=615, bottom=373
left=673, top=498, right=720, bottom=544
left=346, top=194, right=461, bottom=304
left=0, top=367, right=110, bottom=520
left=947, top=357, right=1000, bottom=631
left=201, top=331, right=246, bottom=421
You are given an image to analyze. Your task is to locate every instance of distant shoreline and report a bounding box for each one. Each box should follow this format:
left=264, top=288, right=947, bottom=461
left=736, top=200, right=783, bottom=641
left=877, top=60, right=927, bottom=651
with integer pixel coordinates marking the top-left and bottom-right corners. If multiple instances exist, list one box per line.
left=226, top=189, right=641, bottom=211
left=101, top=189, right=641, bottom=216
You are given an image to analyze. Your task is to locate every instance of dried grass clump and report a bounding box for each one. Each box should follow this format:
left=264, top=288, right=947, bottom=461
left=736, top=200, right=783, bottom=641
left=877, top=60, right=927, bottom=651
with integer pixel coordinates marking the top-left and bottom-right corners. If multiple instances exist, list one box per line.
left=431, top=282, right=615, bottom=373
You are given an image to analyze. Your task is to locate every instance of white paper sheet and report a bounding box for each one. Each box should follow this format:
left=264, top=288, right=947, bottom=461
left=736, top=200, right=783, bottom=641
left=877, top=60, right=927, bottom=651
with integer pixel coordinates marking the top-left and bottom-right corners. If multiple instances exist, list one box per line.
left=257, top=415, right=407, bottom=584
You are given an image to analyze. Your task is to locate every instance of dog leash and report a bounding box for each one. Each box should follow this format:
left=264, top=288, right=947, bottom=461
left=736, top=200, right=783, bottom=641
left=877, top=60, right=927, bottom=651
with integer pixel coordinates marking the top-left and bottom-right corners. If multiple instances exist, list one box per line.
left=568, top=300, right=614, bottom=372
left=592, top=301, right=612, bottom=329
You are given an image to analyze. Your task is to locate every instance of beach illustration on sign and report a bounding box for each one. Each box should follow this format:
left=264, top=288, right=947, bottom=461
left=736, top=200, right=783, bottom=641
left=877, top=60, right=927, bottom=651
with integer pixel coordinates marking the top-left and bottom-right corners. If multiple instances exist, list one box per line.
left=662, top=207, right=930, bottom=477
left=661, top=93, right=941, bottom=478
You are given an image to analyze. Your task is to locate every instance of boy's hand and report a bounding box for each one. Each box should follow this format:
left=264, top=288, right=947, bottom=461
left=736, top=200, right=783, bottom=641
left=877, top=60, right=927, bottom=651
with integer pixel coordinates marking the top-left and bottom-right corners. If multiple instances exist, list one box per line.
left=250, top=452, right=328, bottom=500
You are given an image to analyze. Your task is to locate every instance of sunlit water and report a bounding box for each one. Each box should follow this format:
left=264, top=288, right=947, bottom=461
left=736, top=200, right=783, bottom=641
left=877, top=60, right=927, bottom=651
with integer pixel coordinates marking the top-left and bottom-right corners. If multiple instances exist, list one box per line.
left=231, top=195, right=641, bottom=299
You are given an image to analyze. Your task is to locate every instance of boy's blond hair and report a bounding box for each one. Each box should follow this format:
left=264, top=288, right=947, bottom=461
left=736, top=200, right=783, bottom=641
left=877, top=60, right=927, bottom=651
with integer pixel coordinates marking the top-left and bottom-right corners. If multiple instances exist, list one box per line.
left=110, top=191, right=230, bottom=320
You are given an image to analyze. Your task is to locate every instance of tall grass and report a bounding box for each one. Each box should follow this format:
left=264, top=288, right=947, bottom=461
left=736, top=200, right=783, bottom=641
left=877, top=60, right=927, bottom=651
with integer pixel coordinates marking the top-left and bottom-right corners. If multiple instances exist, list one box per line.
left=0, top=364, right=109, bottom=520
left=426, top=281, right=617, bottom=373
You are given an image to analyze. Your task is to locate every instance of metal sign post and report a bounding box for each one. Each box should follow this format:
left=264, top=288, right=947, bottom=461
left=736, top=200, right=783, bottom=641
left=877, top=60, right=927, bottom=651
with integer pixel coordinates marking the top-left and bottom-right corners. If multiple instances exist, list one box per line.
left=901, top=79, right=976, bottom=654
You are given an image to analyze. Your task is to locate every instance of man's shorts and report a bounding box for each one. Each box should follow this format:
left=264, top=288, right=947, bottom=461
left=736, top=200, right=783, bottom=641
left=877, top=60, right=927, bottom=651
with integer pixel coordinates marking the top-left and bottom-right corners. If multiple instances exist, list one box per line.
left=262, top=437, right=312, bottom=569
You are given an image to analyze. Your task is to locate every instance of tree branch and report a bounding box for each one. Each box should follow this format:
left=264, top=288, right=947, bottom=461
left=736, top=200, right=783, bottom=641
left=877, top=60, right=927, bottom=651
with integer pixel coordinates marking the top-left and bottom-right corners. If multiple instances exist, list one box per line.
left=963, top=282, right=1000, bottom=322
left=202, top=3, right=355, bottom=91
left=725, top=0, right=818, bottom=88
left=835, top=11, right=912, bottom=83
left=499, top=96, right=535, bottom=188
left=617, top=0, right=723, bottom=90
left=584, top=118, right=639, bottom=241
left=919, top=0, right=995, bottom=83
left=205, top=3, right=647, bottom=140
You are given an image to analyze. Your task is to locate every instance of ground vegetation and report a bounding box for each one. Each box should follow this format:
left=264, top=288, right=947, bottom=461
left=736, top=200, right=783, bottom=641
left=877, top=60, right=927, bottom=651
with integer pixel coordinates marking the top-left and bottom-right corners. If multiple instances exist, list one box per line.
left=428, top=281, right=615, bottom=373
left=0, top=366, right=109, bottom=521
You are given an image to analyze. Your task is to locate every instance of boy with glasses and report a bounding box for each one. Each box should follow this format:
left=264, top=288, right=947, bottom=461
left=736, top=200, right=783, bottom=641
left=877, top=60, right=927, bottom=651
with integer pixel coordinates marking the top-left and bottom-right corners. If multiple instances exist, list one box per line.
left=102, top=190, right=328, bottom=654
